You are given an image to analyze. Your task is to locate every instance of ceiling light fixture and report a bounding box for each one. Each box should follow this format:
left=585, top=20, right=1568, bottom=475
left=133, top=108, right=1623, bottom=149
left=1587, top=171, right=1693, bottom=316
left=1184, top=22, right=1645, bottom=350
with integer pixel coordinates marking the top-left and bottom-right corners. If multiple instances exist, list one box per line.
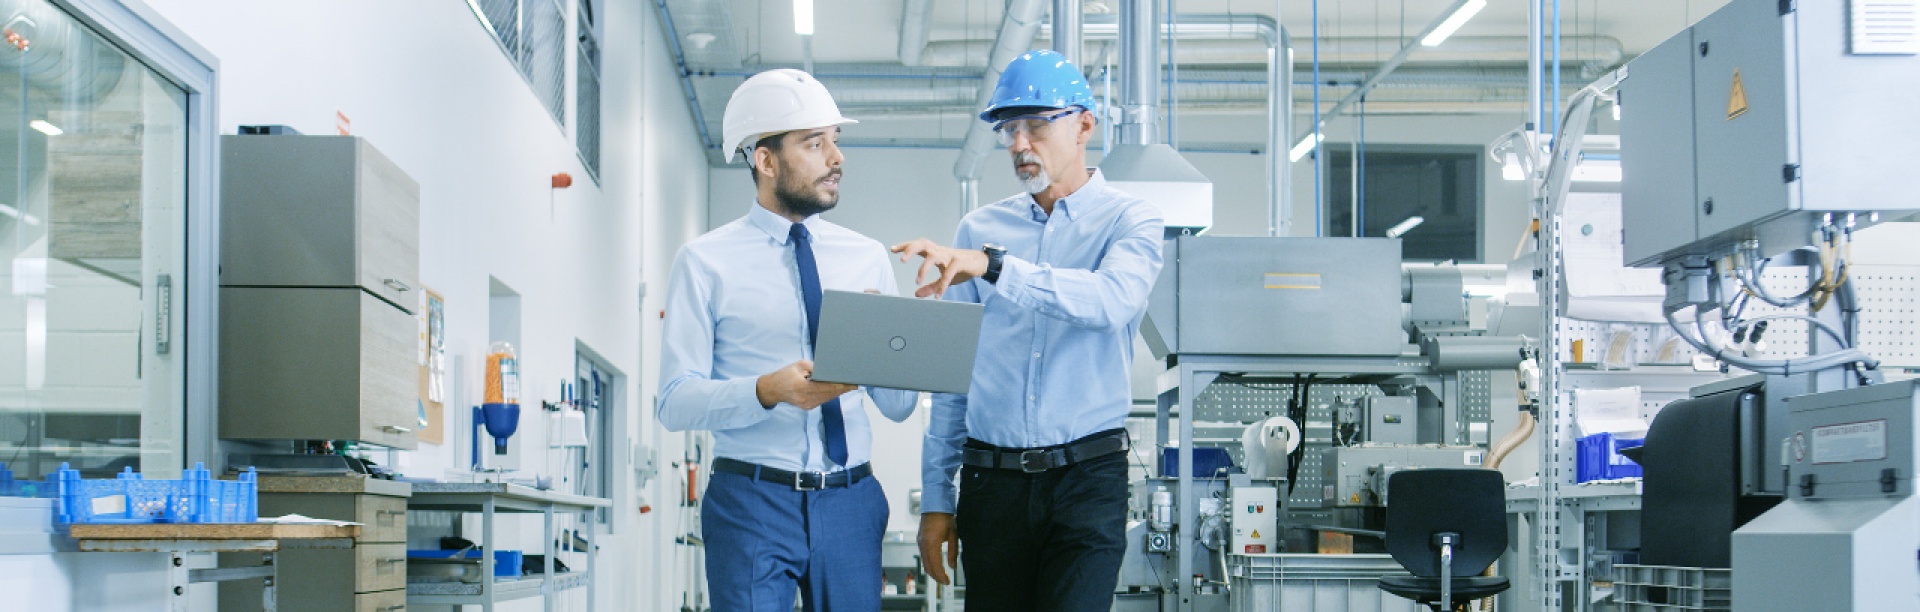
left=29, top=119, right=60, bottom=136
left=1288, top=133, right=1324, bottom=162
left=1420, top=0, right=1488, bottom=47
left=792, top=0, right=814, bottom=36
left=1385, top=216, right=1426, bottom=238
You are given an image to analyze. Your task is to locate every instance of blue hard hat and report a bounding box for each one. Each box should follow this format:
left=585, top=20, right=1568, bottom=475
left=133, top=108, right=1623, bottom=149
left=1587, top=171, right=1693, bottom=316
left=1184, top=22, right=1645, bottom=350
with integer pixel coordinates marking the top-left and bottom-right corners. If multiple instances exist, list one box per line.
left=980, top=50, right=1097, bottom=122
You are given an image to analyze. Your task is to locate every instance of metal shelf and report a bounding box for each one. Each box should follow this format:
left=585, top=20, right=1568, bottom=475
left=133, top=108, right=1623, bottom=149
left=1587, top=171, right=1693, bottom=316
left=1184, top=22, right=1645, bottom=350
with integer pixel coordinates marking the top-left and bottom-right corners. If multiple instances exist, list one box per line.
left=404, top=482, right=608, bottom=611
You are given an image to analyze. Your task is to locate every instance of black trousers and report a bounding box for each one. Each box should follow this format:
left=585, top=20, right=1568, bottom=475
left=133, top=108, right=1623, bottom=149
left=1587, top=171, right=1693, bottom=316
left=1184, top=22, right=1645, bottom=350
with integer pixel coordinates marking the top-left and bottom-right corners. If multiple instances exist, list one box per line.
left=956, top=442, right=1129, bottom=612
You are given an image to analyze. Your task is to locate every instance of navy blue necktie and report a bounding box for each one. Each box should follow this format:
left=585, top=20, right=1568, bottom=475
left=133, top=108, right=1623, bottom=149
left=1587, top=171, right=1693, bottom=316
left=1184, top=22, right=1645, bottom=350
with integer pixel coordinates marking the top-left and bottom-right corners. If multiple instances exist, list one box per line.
left=790, top=223, right=849, bottom=467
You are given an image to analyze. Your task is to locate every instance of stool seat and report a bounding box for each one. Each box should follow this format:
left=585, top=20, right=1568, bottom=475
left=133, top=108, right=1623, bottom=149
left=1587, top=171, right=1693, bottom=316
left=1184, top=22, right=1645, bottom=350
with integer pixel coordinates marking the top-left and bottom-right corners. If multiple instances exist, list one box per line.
left=1378, top=575, right=1510, bottom=607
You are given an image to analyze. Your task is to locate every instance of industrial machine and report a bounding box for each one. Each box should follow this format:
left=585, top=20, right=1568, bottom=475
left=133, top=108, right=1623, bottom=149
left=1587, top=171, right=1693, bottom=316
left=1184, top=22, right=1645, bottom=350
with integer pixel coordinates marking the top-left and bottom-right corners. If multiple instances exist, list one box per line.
left=1125, top=235, right=1533, bottom=611
left=1609, top=0, right=1920, bottom=609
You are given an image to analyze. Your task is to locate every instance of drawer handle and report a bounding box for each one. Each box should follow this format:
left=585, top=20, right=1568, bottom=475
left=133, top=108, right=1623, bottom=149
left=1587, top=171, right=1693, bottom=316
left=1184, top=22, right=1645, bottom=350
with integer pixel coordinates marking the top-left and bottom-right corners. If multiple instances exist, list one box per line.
left=376, top=509, right=406, bottom=516
left=378, top=557, right=408, bottom=564
left=380, top=425, right=413, bottom=434
left=383, top=278, right=412, bottom=293
left=381, top=606, right=405, bottom=612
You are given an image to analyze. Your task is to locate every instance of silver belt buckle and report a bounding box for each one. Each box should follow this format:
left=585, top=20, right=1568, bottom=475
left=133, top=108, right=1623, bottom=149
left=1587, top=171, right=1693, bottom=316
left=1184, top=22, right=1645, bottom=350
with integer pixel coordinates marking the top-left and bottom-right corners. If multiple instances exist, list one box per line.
left=793, top=470, right=826, bottom=491
left=1019, top=450, right=1049, bottom=473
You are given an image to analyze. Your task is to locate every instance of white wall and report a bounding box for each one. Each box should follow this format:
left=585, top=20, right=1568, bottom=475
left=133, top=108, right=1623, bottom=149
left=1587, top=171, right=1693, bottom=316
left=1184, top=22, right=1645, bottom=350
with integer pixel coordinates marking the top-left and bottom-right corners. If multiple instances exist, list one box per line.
left=117, top=1, right=712, bottom=610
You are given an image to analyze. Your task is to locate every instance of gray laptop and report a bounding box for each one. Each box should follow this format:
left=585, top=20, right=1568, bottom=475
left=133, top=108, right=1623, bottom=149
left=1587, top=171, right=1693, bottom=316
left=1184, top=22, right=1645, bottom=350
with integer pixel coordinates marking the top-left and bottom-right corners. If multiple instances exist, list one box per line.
left=810, top=290, right=983, bottom=394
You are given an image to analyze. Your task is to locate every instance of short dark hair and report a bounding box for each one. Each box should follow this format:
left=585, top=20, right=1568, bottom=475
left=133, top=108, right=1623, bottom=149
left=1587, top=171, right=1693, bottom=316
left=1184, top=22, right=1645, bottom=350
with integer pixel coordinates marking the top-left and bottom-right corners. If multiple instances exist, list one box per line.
left=747, top=132, right=786, bottom=185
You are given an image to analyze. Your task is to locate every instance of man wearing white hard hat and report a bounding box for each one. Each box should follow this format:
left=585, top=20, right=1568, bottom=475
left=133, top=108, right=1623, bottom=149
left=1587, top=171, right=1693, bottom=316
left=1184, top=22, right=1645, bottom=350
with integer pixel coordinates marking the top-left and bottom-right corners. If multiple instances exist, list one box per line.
left=897, top=50, right=1164, bottom=611
left=658, top=69, right=917, bottom=611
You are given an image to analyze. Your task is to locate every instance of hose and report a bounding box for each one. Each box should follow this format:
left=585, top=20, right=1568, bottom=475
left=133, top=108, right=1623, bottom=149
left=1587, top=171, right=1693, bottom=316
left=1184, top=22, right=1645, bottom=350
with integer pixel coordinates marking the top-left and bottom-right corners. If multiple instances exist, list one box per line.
left=1484, top=410, right=1537, bottom=471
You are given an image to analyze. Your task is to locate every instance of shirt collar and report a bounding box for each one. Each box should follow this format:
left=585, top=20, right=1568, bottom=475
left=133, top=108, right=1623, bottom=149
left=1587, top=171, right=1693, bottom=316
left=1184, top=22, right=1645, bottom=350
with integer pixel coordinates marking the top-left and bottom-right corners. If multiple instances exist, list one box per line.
left=1023, top=168, right=1108, bottom=222
left=746, top=201, right=819, bottom=245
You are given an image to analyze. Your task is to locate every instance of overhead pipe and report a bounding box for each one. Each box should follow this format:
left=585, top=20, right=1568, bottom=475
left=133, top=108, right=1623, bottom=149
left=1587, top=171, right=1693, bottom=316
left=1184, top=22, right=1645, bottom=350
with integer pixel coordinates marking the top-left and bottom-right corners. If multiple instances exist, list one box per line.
left=899, top=0, right=934, bottom=66
left=949, top=0, right=1049, bottom=191
left=1117, top=0, right=1157, bottom=145
left=916, top=35, right=1623, bottom=69
left=1052, top=0, right=1081, bottom=65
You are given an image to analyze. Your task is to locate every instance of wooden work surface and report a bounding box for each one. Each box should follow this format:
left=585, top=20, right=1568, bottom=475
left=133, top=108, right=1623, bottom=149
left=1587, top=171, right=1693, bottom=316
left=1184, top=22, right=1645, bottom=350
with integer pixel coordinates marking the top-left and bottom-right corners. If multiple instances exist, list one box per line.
left=255, top=474, right=411, bottom=497
left=68, top=523, right=359, bottom=540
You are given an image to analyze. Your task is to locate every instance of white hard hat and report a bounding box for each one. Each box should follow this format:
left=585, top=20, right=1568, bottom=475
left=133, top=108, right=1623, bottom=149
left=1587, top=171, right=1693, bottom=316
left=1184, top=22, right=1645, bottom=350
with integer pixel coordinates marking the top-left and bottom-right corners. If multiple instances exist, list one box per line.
left=722, top=69, right=857, bottom=164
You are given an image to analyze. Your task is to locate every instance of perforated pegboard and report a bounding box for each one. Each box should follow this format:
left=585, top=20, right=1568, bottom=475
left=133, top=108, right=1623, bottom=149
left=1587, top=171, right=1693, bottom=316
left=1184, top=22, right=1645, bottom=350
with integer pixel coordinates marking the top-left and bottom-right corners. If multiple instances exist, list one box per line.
left=1559, top=265, right=1920, bottom=369
left=1191, top=381, right=1386, bottom=507
left=1460, top=371, right=1493, bottom=443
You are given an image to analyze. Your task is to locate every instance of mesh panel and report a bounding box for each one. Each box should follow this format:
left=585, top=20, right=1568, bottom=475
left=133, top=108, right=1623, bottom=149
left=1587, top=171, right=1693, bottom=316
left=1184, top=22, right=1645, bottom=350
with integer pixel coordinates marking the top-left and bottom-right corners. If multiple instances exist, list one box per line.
left=576, top=37, right=601, bottom=176
left=523, top=0, right=566, bottom=123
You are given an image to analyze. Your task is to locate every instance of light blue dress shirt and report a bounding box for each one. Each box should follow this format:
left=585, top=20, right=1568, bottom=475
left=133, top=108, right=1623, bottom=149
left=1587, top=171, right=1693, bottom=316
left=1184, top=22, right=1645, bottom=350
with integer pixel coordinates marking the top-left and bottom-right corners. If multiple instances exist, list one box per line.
left=921, top=169, right=1165, bottom=514
left=657, top=204, right=918, bottom=473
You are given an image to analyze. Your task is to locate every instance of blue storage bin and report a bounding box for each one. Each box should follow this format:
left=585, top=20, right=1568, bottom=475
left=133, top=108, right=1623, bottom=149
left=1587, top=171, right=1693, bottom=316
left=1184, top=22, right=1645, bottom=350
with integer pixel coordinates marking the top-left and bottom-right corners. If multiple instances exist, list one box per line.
left=52, top=462, right=257, bottom=525
left=1576, top=433, right=1644, bottom=482
left=0, top=462, right=52, bottom=498
left=409, top=549, right=524, bottom=576
left=1159, top=447, right=1236, bottom=478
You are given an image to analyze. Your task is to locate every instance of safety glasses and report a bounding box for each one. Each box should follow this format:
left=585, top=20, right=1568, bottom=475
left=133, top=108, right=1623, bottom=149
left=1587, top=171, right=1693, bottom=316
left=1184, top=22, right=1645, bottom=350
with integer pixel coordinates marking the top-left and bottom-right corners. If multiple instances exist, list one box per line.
left=992, top=108, right=1084, bottom=147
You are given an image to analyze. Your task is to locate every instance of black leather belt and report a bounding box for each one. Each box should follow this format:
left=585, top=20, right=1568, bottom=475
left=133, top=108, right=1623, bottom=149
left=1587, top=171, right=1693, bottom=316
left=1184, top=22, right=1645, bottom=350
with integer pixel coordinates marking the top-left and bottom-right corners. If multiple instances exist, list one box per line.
left=961, top=429, right=1130, bottom=473
left=712, top=458, right=872, bottom=491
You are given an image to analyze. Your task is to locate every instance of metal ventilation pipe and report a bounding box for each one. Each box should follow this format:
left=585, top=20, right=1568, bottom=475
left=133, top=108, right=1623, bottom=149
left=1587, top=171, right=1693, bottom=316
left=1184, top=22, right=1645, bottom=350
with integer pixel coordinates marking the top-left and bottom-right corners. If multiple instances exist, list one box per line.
left=1053, top=0, right=1081, bottom=65
left=1118, top=0, right=1157, bottom=145
left=950, top=0, right=1049, bottom=209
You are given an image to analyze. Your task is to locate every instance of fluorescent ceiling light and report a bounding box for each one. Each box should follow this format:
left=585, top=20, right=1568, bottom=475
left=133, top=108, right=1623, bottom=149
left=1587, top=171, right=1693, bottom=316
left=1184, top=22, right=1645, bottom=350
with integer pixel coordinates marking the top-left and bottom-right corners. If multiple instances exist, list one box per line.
left=792, top=0, right=814, bottom=36
left=29, top=119, right=61, bottom=136
left=1288, top=133, right=1324, bottom=162
left=1612, top=101, right=1621, bottom=120
left=1501, top=152, right=1524, bottom=181
left=1421, top=0, right=1488, bottom=47
left=1385, top=216, right=1426, bottom=238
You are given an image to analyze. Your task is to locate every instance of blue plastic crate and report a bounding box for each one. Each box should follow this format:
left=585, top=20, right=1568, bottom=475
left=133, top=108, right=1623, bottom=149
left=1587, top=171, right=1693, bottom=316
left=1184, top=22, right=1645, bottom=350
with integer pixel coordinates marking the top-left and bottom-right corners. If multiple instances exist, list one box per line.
left=52, top=462, right=257, bottom=525
left=0, top=462, right=53, bottom=498
left=409, top=549, right=524, bottom=576
left=1577, top=433, right=1644, bottom=482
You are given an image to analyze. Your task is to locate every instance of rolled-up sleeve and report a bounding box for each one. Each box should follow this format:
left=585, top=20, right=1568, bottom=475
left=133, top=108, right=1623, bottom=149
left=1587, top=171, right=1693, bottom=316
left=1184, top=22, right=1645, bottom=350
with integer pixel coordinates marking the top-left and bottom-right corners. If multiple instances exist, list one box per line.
left=656, top=249, right=771, bottom=432
left=992, top=205, right=1164, bottom=330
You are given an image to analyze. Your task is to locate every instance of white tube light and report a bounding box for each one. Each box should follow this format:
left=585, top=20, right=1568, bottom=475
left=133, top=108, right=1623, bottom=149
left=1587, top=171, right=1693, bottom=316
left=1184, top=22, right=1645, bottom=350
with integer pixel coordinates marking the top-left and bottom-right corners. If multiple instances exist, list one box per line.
left=793, top=0, right=814, bottom=36
left=1420, top=0, right=1488, bottom=47
left=29, top=119, right=61, bottom=136
left=1288, top=133, right=1324, bottom=162
left=1385, top=216, right=1425, bottom=238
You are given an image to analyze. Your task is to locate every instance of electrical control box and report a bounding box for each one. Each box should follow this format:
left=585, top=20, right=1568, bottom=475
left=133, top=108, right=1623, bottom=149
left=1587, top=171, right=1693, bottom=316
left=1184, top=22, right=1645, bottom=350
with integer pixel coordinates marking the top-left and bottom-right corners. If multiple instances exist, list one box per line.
left=1324, top=446, right=1486, bottom=507
left=1230, top=485, right=1279, bottom=554
left=1363, top=396, right=1420, bottom=445
left=1620, top=0, right=1920, bottom=267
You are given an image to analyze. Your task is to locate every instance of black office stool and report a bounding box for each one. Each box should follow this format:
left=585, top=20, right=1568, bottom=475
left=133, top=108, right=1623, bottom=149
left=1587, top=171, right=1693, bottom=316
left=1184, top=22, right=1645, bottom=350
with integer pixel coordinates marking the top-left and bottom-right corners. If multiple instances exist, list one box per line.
left=1375, top=469, right=1510, bottom=611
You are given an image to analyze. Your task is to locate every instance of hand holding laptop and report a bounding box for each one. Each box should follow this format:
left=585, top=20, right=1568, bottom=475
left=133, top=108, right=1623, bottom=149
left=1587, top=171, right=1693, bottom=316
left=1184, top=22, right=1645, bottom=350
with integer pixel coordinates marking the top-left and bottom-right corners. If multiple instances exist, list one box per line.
left=809, top=290, right=984, bottom=394
left=756, top=359, right=855, bottom=410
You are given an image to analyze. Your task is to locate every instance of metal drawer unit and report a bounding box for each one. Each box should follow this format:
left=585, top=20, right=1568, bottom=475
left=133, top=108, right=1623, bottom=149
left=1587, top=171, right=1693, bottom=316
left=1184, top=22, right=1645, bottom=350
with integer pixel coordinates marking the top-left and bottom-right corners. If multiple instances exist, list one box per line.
left=221, top=476, right=412, bottom=612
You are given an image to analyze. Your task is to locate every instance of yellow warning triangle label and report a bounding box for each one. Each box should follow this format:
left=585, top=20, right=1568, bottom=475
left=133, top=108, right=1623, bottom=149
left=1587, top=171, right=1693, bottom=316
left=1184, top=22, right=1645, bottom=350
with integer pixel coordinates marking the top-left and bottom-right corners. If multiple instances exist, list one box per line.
left=1251, top=530, right=1261, bottom=539
left=1727, top=69, right=1749, bottom=120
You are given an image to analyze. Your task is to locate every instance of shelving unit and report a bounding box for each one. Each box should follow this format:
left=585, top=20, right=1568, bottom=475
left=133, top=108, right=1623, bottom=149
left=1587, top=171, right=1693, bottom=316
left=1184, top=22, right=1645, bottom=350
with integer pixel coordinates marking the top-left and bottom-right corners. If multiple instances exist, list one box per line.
left=404, top=482, right=609, bottom=611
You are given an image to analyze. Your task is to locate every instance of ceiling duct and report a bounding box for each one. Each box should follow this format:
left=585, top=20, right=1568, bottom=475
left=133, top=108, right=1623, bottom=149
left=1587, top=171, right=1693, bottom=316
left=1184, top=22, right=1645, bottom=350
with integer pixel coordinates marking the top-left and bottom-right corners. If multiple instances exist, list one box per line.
left=1100, top=0, right=1212, bottom=234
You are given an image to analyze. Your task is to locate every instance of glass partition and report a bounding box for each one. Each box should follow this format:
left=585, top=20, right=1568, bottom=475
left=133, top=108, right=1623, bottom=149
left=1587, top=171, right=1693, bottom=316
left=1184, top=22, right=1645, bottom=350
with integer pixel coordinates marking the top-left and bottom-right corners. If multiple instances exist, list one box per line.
left=0, top=0, right=186, bottom=481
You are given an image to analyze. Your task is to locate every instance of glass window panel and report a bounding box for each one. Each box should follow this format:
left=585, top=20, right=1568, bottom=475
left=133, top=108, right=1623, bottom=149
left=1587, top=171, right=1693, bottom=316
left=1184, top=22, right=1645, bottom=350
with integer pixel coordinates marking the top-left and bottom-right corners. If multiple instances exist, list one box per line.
left=0, top=0, right=187, bottom=482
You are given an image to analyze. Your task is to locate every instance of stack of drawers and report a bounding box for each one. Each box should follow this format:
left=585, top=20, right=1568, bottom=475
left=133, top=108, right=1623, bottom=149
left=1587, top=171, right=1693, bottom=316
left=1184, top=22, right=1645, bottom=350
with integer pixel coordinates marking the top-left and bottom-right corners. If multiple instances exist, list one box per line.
left=220, top=476, right=411, bottom=611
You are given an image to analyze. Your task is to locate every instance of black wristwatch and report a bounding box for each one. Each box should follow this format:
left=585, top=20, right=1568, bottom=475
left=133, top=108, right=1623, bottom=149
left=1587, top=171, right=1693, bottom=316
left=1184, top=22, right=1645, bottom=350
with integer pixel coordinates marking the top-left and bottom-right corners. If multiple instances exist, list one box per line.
left=981, top=243, right=1006, bottom=284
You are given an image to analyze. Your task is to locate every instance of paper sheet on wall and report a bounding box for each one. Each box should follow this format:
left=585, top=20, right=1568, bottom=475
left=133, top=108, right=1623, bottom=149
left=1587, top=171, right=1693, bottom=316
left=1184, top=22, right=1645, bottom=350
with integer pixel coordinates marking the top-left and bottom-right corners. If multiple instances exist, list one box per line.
left=1562, top=192, right=1666, bottom=323
left=1573, top=386, right=1648, bottom=439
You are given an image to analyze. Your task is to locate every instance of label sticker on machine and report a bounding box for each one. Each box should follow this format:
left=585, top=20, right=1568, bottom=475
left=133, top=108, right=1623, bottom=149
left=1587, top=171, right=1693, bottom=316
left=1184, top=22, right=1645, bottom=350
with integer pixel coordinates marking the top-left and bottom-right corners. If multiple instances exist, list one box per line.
left=1263, top=273, right=1322, bottom=289
left=1811, top=419, right=1888, bottom=465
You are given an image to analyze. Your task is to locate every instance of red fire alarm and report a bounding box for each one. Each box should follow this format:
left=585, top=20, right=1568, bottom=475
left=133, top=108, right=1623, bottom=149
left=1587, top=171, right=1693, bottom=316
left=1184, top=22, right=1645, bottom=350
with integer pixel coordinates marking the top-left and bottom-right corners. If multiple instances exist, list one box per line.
left=551, top=172, right=573, bottom=189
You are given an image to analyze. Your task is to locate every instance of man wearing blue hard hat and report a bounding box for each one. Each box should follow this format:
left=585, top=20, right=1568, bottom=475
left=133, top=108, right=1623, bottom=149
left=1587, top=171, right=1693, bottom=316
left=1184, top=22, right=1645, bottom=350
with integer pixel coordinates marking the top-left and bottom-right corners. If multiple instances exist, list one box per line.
left=893, top=49, right=1165, bottom=611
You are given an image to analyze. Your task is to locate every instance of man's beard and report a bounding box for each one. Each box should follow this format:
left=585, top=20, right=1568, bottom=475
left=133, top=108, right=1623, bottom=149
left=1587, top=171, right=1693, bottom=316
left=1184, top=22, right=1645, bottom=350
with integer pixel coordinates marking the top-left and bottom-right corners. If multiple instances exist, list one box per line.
left=1014, top=151, right=1052, bottom=194
left=774, top=163, right=840, bottom=218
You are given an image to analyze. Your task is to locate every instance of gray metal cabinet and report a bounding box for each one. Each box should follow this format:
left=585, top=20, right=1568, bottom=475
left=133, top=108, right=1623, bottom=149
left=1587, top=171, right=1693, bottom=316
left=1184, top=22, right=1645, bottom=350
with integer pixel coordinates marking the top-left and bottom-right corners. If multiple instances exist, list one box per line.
left=219, top=134, right=420, bottom=310
left=217, top=134, right=421, bottom=449
left=220, top=287, right=418, bottom=448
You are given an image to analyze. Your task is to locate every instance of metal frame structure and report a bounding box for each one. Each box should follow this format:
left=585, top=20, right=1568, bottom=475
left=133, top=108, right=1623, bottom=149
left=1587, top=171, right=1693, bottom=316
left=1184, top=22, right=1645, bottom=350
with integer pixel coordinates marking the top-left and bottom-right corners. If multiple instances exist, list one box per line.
left=406, top=483, right=609, bottom=612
